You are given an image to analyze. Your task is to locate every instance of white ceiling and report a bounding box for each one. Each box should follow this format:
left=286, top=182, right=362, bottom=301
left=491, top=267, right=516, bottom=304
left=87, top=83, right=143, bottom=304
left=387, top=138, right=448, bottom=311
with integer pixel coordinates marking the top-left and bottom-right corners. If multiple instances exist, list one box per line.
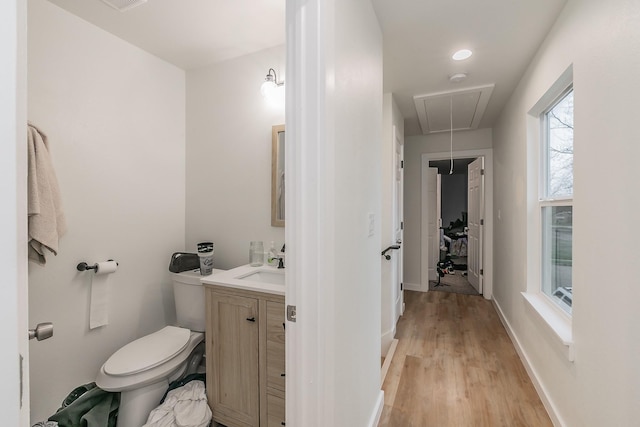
left=372, top=0, right=567, bottom=135
left=45, top=0, right=286, bottom=70
left=44, top=0, right=567, bottom=136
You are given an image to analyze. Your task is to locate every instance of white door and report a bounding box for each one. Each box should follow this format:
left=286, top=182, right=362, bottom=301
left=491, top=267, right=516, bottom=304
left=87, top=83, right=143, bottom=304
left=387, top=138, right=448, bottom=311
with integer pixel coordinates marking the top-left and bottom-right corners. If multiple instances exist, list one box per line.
left=425, top=167, right=439, bottom=282
left=2, top=1, right=29, bottom=424
left=392, top=127, right=404, bottom=318
left=467, top=157, right=484, bottom=293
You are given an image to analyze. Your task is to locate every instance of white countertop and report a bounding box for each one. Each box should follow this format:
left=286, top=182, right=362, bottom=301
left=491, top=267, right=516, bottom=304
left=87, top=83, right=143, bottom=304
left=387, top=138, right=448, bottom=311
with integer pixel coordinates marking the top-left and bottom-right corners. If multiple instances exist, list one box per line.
left=200, top=263, right=285, bottom=296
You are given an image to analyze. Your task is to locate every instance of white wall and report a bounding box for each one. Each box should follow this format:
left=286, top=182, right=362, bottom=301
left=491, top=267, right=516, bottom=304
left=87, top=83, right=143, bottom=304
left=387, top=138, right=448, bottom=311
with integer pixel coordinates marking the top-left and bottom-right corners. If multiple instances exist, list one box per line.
left=27, top=0, right=186, bottom=421
left=492, top=0, right=640, bottom=425
left=186, top=45, right=285, bottom=269
left=403, top=129, right=492, bottom=286
left=381, top=93, right=404, bottom=355
left=285, top=0, right=383, bottom=424
left=329, top=1, right=383, bottom=424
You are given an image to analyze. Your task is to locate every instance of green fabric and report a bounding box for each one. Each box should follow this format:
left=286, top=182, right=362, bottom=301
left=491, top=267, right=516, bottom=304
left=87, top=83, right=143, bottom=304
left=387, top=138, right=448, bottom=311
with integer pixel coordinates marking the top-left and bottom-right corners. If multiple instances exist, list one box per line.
left=48, top=382, right=120, bottom=427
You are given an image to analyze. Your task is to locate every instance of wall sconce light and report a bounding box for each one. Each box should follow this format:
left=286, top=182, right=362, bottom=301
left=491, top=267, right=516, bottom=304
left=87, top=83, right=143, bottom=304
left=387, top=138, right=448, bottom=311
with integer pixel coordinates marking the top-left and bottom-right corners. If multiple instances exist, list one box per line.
left=261, top=68, right=285, bottom=105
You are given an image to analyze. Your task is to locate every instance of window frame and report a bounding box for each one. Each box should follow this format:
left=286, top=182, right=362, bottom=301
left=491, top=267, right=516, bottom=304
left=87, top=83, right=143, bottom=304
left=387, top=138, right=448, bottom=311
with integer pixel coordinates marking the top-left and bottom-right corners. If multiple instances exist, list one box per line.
left=539, top=86, right=574, bottom=314
left=523, top=65, right=574, bottom=362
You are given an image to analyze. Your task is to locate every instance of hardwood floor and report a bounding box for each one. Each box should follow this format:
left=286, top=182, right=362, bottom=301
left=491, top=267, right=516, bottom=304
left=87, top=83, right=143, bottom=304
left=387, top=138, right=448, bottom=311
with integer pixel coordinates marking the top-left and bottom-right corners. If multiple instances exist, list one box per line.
left=379, top=290, right=553, bottom=427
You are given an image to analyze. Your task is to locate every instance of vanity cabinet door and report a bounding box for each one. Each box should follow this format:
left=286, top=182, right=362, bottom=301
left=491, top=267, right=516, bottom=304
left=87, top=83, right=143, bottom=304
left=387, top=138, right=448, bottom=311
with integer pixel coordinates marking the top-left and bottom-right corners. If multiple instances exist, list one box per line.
left=207, top=290, right=260, bottom=427
left=266, top=393, right=286, bottom=427
left=265, top=301, right=286, bottom=392
left=264, top=300, right=286, bottom=426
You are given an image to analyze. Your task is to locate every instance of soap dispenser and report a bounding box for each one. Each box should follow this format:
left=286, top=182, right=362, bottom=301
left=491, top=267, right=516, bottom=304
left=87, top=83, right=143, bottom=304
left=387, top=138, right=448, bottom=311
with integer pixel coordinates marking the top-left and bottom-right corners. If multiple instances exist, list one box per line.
left=267, top=241, right=279, bottom=266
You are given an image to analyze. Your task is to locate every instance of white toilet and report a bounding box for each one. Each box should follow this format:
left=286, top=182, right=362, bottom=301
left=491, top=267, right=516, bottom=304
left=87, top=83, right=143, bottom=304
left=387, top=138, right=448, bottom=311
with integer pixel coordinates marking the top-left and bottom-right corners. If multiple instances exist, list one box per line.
left=96, top=268, right=222, bottom=427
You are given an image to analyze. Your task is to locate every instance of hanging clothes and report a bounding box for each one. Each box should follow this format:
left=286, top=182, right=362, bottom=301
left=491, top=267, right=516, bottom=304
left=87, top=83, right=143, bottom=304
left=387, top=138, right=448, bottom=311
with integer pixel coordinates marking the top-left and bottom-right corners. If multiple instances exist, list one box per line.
left=27, top=123, right=67, bottom=265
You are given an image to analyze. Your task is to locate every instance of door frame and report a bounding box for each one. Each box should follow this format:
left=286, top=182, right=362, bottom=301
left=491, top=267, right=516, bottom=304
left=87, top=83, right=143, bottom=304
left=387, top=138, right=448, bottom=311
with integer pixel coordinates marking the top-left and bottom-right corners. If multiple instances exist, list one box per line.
left=424, top=167, right=439, bottom=283
left=392, top=125, right=404, bottom=321
left=420, top=149, right=494, bottom=299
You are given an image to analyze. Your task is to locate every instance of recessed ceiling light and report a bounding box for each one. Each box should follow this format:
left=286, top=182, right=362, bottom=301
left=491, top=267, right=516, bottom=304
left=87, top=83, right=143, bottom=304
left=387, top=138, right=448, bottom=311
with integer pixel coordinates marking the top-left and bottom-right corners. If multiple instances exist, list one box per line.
left=452, top=49, right=473, bottom=61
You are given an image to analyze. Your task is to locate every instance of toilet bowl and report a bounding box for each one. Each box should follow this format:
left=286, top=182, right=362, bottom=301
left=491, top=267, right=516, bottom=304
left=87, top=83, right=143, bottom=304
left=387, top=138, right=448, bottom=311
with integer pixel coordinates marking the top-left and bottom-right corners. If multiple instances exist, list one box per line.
left=96, top=268, right=223, bottom=427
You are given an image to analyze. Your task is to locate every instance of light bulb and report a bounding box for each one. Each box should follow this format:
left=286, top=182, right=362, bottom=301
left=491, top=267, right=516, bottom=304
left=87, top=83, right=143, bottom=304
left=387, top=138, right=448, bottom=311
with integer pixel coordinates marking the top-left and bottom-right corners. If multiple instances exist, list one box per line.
left=261, top=69, right=284, bottom=106
left=264, top=84, right=285, bottom=107
left=261, top=79, right=276, bottom=97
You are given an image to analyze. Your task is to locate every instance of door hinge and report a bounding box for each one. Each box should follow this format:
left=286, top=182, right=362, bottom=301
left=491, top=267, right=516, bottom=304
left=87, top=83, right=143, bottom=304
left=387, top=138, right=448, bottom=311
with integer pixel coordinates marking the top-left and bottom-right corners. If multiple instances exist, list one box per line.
left=480, top=219, right=484, bottom=225
left=400, top=282, right=403, bottom=291
left=286, top=305, right=297, bottom=322
left=480, top=269, right=484, bottom=275
left=480, top=169, right=485, bottom=175
left=401, top=221, right=404, bottom=230
left=401, top=160, right=404, bottom=169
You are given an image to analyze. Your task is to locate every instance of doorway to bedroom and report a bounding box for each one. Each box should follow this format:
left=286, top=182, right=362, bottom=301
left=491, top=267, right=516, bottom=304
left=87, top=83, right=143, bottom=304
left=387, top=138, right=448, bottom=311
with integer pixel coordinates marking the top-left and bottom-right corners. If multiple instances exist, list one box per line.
left=429, top=158, right=478, bottom=294
left=421, top=149, right=493, bottom=298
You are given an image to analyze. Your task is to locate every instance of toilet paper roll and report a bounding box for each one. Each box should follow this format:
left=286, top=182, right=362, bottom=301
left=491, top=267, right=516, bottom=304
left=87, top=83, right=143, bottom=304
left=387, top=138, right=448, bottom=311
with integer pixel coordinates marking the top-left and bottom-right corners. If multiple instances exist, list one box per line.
left=95, top=260, right=118, bottom=275
left=90, top=261, right=117, bottom=329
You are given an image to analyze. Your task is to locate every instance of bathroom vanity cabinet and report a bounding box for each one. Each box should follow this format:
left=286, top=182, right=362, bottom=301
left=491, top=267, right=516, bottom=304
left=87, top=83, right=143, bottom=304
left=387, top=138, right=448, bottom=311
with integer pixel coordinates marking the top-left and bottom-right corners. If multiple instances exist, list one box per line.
left=205, top=284, right=286, bottom=427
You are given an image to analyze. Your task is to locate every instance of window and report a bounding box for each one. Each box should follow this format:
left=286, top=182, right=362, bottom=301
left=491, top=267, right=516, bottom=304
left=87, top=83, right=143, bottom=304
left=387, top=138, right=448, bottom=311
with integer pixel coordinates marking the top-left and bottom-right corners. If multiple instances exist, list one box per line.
left=540, top=88, right=573, bottom=314
left=523, top=67, right=574, bottom=358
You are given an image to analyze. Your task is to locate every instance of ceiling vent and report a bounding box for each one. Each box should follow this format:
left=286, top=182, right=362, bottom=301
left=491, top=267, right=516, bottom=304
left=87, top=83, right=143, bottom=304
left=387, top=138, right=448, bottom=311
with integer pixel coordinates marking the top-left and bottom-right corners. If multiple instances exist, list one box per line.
left=413, top=84, right=494, bottom=134
left=100, top=0, right=147, bottom=12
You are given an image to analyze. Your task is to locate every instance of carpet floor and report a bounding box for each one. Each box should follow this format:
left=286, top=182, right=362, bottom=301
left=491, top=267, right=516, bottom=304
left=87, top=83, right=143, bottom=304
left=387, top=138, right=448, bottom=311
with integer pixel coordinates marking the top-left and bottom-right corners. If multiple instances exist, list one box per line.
left=429, top=271, right=480, bottom=296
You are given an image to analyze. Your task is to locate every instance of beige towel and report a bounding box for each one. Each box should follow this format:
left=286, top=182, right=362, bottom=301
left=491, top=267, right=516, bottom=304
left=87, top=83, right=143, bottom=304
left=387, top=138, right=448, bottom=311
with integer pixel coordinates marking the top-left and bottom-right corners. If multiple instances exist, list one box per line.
left=27, top=123, right=67, bottom=265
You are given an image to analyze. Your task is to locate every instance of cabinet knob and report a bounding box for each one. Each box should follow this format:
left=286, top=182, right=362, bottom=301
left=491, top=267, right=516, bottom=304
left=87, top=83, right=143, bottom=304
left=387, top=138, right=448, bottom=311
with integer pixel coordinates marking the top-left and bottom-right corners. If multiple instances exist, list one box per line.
left=246, top=317, right=256, bottom=322
left=280, top=373, right=286, bottom=377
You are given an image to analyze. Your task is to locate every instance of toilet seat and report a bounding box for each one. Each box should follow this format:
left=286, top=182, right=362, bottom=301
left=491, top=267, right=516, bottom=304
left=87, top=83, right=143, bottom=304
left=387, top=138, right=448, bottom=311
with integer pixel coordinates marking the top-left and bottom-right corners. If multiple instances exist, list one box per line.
left=104, top=326, right=190, bottom=376
left=97, top=330, right=204, bottom=393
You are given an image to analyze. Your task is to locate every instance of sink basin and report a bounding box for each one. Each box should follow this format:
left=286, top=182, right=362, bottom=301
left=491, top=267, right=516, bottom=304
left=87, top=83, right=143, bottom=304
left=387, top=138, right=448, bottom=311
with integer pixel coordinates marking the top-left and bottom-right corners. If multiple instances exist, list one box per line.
left=237, top=269, right=285, bottom=286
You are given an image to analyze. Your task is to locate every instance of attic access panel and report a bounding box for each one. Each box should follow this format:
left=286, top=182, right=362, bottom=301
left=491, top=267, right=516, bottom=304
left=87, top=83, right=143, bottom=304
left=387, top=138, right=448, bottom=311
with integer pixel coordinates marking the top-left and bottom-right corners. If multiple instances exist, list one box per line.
left=100, top=0, right=147, bottom=12
left=414, top=84, right=495, bottom=134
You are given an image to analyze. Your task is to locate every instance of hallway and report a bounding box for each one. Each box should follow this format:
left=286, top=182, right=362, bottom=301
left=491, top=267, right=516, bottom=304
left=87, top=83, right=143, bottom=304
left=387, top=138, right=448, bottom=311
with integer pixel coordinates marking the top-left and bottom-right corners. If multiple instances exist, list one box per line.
left=379, top=291, right=552, bottom=427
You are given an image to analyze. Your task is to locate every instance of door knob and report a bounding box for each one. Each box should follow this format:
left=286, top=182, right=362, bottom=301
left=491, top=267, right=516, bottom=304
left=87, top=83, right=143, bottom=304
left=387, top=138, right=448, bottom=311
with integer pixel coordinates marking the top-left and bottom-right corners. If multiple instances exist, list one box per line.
left=28, top=322, right=53, bottom=341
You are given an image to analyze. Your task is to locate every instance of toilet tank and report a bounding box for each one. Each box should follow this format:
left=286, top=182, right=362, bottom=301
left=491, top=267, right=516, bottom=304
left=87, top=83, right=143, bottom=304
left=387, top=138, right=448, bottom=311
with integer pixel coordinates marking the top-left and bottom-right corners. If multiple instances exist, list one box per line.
left=171, top=269, right=224, bottom=332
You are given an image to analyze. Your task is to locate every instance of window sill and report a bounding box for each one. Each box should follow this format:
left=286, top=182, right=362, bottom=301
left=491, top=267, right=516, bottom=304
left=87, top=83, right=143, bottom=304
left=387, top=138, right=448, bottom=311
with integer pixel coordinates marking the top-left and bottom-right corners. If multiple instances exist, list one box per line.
left=522, top=292, right=574, bottom=362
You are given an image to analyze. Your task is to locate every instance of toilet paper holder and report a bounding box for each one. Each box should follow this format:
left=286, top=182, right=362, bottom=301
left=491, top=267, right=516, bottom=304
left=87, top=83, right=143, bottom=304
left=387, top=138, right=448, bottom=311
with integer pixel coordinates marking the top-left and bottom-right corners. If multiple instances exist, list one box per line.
left=77, top=259, right=118, bottom=272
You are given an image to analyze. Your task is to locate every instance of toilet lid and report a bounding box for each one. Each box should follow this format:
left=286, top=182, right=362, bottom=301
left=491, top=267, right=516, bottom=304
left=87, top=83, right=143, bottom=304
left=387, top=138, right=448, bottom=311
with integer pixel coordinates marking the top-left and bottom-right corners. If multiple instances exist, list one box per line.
left=104, top=326, right=190, bottom=376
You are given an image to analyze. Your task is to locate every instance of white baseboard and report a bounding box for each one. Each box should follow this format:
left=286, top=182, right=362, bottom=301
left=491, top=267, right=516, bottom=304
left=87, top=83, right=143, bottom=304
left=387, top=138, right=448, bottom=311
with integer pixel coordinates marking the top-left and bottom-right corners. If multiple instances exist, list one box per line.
left=368, top=390, right=384, bottom=427
left=381, top=338, right=398, bottom=387
left=404, top=282, right=428, bottom=292
left=381, top=327, right=395, bottom=356
left=491, top=298, right=566, bottom=427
